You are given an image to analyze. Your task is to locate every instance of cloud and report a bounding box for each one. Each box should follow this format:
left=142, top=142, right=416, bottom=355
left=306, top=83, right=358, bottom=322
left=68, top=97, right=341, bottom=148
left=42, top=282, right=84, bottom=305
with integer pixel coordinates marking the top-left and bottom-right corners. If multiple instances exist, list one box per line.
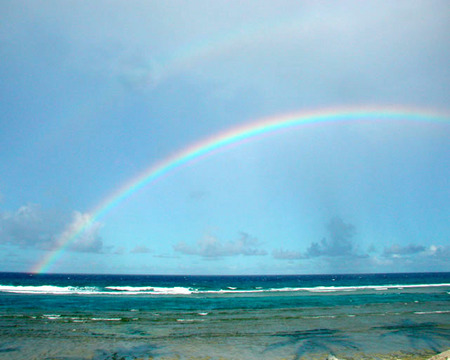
left=271, top=215, right=449, bottom=273
left=9, top=1, right=447, bottom=105
left=305, top=217, right=360, bottom=258
left=57, top=211, right=104, bottom=253
left=174, top=232, right=267, bottom=258
left=427, top=245, right=450, bottom=258
left=113, top=247, right=126, bottom=255
left=130, top=245, right=152, bottom=254
left=382, top=243, right=450, bottom=261
left=0, top=204, right=105, bottom=253
left=272, top=248, right=303, bottom=260
left=273, top=218, right=368, bottom=268
left=0, top=204, right=63, bottom=249
left=376, top=244, right=450, bottom=272
left=112, top=55, right=162, bottom=91
left=153, top=254, right=180, bottom=259
left=383, top=244, right=426, bottom=258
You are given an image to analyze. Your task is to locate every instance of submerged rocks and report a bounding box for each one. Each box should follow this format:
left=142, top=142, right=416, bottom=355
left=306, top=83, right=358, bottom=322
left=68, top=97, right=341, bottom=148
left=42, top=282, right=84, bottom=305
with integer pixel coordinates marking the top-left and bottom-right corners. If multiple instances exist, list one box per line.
left=327, top=355, right=341, bottom=360
left=427, top=350, right=450, bottom=360
left=323, top=350, right=450, bottom=360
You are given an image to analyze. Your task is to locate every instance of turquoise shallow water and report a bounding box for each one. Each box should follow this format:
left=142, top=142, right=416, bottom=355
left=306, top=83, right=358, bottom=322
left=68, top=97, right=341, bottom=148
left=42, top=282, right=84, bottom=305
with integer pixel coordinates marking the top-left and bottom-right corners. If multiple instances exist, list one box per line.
left=0, top=272, right=449, bottom=359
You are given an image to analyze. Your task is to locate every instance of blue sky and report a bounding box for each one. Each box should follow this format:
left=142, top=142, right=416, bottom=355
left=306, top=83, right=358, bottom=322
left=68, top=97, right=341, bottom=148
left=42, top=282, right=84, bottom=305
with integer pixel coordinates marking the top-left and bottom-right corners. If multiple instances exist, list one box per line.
left=0, top=1, right=449, bottom=275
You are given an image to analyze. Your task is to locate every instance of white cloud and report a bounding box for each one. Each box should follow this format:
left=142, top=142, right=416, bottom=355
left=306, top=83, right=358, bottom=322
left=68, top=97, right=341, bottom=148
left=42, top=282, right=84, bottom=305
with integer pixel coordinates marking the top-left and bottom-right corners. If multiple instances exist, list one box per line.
left=0, top=204, right=62, bottom=249
left=57, top=211, right=104, bottom=253
left=0, top=204, right=105, bottom=253
left=174, top=232, right=267, bottom=258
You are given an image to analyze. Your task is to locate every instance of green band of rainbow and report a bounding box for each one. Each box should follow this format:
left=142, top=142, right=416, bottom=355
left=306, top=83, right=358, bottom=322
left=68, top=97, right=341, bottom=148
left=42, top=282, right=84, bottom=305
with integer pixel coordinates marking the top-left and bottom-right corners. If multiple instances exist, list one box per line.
left=31, top=106, right=449, bottom=273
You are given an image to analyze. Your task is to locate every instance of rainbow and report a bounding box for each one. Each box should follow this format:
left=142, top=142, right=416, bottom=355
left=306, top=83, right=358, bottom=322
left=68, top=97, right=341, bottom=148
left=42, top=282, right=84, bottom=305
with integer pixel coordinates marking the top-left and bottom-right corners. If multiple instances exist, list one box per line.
left=140, top=15, right=305, bottom=85
left=31, top=106, right=449, bottom=274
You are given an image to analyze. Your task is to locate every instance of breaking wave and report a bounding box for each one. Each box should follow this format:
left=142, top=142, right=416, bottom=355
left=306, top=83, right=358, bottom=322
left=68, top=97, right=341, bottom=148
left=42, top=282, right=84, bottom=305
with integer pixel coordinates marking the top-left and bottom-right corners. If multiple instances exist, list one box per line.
left=0, top=283, right=449, bottom=296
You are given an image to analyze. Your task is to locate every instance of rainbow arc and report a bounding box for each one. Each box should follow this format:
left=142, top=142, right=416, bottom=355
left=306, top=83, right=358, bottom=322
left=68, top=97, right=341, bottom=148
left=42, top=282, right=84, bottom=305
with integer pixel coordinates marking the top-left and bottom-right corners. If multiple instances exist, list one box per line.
left=31, top=106, right=449, bottom=274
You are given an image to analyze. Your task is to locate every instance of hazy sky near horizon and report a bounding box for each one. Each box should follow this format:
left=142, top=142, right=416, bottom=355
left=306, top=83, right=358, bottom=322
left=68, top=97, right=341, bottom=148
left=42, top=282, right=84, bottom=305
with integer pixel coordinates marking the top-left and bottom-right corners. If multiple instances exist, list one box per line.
left=0, top=1, right=449, bottom=274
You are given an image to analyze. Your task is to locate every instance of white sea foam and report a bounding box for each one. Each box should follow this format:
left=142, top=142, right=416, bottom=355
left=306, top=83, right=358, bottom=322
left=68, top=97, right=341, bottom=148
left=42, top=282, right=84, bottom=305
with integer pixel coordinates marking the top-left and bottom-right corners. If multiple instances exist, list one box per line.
left=70, top=318, right=88, bottom=323
left=105, top=286, right=156, bottom=291
left=279, top=283, right=450, bottom=293
left=0, top=284, right=192, bottom=295
left=0, top=283, right=448, bottom=296
left=43, top=314, right=61, bottom=320
left=307, top=315, right=337, bottom=319
left=176, top=319, right=195, bottom=322
left=202, top=289, right=265, bottom=294
left=0, top=285, right=100, bottom=295
left=198, top=283, right=450, bottom=294
left=414, top=310, right=450, bottom=315
left=105, top=286, right=192, bottom=295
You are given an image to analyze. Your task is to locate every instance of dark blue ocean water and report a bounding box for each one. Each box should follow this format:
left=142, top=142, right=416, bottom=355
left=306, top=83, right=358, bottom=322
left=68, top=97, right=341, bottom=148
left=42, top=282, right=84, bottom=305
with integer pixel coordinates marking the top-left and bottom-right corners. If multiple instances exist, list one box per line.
left=0, top=272, right=449, bottom=359
left=0, top=272, right=449, bottom=311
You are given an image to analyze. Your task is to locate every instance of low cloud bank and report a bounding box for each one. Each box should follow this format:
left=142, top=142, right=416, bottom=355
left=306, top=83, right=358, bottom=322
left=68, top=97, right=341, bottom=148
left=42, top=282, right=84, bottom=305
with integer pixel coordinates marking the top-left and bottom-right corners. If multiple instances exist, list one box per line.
left=0, top=204, right=105, bottom=253
left=174, top=232, right=267, bottom=258
left=272, top=217, right=448, bottom=272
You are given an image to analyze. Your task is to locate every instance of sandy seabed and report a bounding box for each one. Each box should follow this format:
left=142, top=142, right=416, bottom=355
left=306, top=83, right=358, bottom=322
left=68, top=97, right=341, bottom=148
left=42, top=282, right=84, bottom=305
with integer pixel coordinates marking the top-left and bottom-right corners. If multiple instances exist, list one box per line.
left=0, top=311, right=449, bottom=360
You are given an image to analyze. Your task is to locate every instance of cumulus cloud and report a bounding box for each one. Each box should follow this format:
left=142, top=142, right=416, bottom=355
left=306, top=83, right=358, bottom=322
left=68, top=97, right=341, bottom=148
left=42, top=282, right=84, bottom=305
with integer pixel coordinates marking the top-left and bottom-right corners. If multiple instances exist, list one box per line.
left=174, top=232, right=267, bottom=258
left=273, top=217, right=368, bottom=264
left=305, top=217, right=361, bottom=258
left=0, top=204, right=105, bottom=253
left=427, top=245, right=450, bottom=258
left=272, top=215, right=449, bottom=273
left=130, top=245, right=152, bottom=254
left=57, top=211, right=104, bottom=253
left=383, top=244, right=426, bottom=258
left=382, top=243, right=450, bottom=261
left=272, top=248, right=303, bottom=260
left=0, top=204, right=63, bottom=249
left=376, top=244, right=450, bottom=272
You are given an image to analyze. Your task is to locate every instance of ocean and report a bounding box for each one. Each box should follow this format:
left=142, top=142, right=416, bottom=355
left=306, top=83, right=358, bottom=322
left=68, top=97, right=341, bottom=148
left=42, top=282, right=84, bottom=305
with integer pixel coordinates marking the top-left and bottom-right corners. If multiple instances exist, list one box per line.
left=0, top=272, right=449, bottom=359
